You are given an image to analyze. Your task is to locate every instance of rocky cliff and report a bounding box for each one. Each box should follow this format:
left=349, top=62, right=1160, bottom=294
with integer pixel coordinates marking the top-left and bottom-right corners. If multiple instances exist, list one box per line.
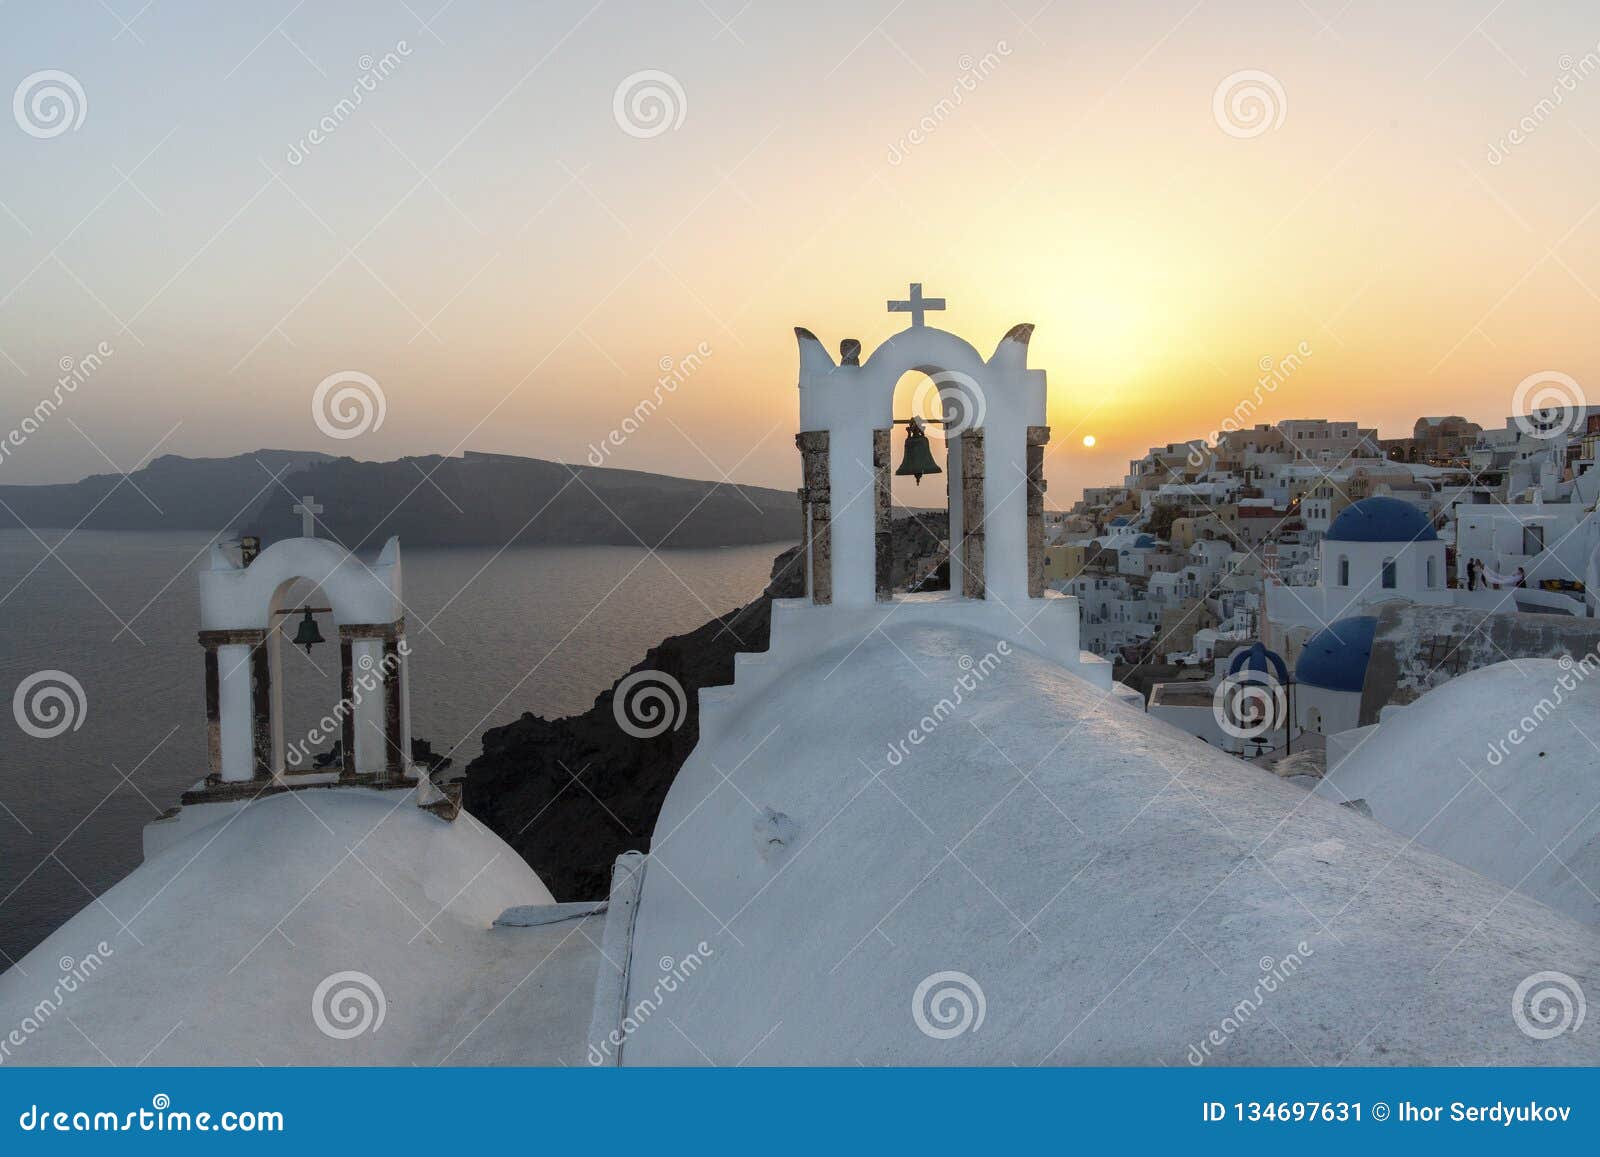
left=462, top=514, right=947, bottom=899
left=463, top=546, right=805, bottom=898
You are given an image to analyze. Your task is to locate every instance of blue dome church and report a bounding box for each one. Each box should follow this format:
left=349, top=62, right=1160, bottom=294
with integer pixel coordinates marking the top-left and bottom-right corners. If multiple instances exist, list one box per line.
left=1294, top=616, right=1378, bottom=737
left=1265, top=495, right=1449, bottom=674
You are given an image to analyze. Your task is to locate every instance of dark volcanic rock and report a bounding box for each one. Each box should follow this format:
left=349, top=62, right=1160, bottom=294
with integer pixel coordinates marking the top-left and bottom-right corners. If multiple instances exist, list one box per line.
left=462, top=513, right=948, bottom=899
left=464, top=546, right=805, bottom=899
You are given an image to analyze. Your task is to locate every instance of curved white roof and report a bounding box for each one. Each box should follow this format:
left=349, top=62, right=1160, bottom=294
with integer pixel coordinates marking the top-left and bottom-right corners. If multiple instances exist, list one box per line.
left=1317, top=659, right=1600, bottom=927
left=624, top=624, right=1600, bottom=1065
left=0, top=790, right=596, bottom=1066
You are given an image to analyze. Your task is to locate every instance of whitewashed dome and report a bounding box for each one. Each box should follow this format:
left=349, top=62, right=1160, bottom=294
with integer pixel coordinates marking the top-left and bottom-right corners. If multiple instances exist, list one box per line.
left=0, top=791, right=597, bottom=1066
left=624, top=624, right=1600, bottom=1065
left=1317, top=658, right=1600, bottom=927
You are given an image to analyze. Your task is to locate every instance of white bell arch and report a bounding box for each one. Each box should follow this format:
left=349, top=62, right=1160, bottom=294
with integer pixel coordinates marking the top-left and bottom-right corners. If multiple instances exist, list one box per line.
left=795, top=320, right=1047, bottom=609
left=196, top=536, right=412, bottom=788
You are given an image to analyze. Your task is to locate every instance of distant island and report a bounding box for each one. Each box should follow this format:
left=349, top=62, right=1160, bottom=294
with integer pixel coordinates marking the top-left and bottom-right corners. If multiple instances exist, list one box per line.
left=0, top=449, right=800, bottom=548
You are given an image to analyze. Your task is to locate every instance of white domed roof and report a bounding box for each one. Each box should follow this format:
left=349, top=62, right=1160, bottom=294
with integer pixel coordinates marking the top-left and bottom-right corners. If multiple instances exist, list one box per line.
left=1317, top=659, right=1600, bottom=927
left=624, top=625, right=1600, bottom=1064
left=0, top=790, right=598, bottom=1066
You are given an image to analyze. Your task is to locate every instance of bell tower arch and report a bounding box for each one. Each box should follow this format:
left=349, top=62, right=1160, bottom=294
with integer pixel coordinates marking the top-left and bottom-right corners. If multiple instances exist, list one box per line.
left=794, top=287, right=1049, bottom=611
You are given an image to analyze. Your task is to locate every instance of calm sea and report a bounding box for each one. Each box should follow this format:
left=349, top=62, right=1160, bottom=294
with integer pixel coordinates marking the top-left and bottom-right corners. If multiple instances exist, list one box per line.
left=0, top=530, right=787, bottom=969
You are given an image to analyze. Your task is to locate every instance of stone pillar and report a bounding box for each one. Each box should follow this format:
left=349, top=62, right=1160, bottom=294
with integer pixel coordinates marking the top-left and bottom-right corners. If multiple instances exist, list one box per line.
left=795, top=431, right=832, bottom=605
left=339, top=620, right=407, bottom=783
left=872, top=428, right=892, bottom=602
left=202, top=644, right=221, bottom=777
left=250, top=640, right=273, bottom=778
left=1027, top=425, right=1050, bottom=598
left=382, top=634, right=403, bottom=782
left=199, top=628, right=267, bottom=784
left=795, top=486, right=810, bottom=600
left=960, top=428, right=986, bottom=599
left=339, top=637, right=357, bottom=781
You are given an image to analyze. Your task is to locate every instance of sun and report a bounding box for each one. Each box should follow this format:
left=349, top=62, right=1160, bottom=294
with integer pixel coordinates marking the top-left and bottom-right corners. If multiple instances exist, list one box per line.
left=1081, top=435, right=1097, bottom=448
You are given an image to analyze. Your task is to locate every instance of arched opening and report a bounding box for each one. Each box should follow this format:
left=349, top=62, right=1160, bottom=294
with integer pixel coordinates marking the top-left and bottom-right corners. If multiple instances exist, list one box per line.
left=1425, top=555, right=1437, bottom=588
left=888, top=370, right=963, bottom=594
left=1381, top=557, right=1397, bottom=589
left=267, top=575, right=345, bottom=774
left=1337, top=555, right=1349, bottom=586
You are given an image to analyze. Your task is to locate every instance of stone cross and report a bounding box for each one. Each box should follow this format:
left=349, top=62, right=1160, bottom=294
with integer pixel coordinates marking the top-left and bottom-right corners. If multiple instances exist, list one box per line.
left=887, top=282, right=945, bottom=328
left=293, top=495, right=323, bottom=538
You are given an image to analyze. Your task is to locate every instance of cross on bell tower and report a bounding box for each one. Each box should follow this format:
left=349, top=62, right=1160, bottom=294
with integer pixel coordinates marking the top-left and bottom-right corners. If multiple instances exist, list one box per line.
left=887, top=282, right=945, bottom=329
left=293, top=495, right=323, bottom=538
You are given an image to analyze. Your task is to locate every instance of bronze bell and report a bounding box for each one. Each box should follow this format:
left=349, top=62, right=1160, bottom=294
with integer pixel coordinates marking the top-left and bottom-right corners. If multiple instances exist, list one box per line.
left=291, top=608, right=325, bottom=654
left=895, top=418, right=942, bottom=485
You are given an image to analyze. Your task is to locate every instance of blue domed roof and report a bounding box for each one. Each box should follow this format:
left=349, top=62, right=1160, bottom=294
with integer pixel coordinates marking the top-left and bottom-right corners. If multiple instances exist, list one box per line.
left=1133, top=534, right=1156, bottom=548
left=1294, top=616, right=1378, bottom=693
left=1228, top=641, right=1288, bottom=685
left=1325, top=497, right=1437, bottom=543
left=1109, top=516, right=1130, bottom=527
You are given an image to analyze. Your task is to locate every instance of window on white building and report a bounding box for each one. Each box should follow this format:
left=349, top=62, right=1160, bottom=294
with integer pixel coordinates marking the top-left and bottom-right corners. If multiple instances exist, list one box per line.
left=1382, top=557, right=1397, bottom=589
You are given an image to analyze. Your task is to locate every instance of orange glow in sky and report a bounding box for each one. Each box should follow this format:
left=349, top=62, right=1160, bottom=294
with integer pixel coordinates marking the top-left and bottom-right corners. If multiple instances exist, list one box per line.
left=3, top=5, right=1598, bottom=508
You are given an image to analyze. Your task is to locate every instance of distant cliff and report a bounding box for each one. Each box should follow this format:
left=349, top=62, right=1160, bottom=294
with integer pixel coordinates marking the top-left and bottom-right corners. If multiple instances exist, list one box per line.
left=0, top=450, right=333, bottom=531
left=1, top=449, right=800, bottom=548
left=242, top=451, right=799, bottom=548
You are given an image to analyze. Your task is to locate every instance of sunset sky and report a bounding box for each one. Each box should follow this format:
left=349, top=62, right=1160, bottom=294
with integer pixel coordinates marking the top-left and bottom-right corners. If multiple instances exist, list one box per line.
left=3, top=1, right=1599, bottom=506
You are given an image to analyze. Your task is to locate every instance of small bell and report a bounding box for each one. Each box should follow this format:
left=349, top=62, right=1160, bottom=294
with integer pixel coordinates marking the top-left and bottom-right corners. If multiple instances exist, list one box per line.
left=291, top=608, right=325, bottom=654
left=895, top=418, right=943, bottom=485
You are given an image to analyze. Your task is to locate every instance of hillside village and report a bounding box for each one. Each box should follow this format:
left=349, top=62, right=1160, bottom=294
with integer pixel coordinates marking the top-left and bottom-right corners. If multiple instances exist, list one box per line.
left=1037, top=409, right=1600, bottom=766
